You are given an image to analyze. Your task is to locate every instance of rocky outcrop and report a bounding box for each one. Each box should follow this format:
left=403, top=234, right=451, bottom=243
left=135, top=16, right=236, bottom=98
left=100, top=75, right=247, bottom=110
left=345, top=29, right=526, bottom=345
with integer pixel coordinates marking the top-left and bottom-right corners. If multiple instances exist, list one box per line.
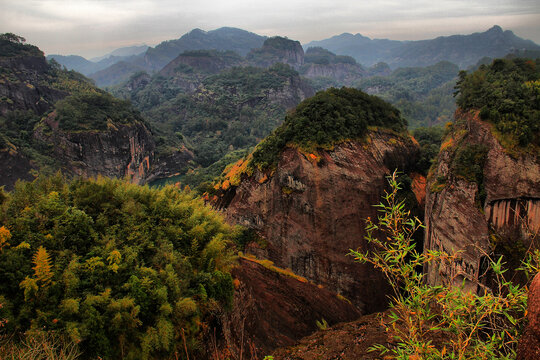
left=301, top=63, right=365, bottom=85
left=35, top=113, right=155, bottom=184
left=220, top=256, right=362, bottom=357
left=424, top=110, right=540, bottom=290
left=0, top=56, right=67, bottom=116
left=517, top=272, right=540, bottom=360
left=271, top=311, right=392, bottom=360
left=147, top=146, right=194, bottom=182
left=247, top=37, right=304, bottom=70
left=217, top=130, right=419, bottom=312
left=0, top=148, right=36, bottom=191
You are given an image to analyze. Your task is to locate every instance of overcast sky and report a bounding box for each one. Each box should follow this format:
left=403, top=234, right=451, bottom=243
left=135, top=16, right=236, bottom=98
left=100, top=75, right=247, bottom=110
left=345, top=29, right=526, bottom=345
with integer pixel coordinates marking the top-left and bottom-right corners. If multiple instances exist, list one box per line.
left=1, top=0, right=539, bottom=58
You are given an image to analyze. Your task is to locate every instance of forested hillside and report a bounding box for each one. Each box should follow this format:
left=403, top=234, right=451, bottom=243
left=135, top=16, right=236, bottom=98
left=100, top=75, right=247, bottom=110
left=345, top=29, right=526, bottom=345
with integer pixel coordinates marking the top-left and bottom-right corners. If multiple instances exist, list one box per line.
left=0, top=34, right=156, bottom=189
left=0, top=175, right=238, bottom=359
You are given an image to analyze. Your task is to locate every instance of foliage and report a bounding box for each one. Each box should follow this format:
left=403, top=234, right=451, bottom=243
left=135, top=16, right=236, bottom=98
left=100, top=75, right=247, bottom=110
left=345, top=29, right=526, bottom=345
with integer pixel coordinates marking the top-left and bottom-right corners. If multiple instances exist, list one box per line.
left=356, top=61, right=459, bottom=128
left=350, top=171, right=533, bottom=359
left=0, top=33, right=42, bottom=58
left=250, top=87, right=407, bottom=170
left=55, top=92, right=144, bottom=131
left=451, top=144, right=488, bottom=184
left=304, top=47, right=357, bottom=65
left=412, top=126, right=445, bottom=175
left=117, top=63, right=304, bottom=169
left=455, top=58, right=540, bottom=147
left=0, top=331, right=82, bottom=360
left=0, top=174, right=238, bottom=359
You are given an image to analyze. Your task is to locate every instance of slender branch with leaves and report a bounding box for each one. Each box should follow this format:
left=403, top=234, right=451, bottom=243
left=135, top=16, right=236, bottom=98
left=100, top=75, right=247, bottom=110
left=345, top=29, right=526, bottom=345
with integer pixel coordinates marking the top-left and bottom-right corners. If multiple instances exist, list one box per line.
left=349, top=170, right=535, bottom=359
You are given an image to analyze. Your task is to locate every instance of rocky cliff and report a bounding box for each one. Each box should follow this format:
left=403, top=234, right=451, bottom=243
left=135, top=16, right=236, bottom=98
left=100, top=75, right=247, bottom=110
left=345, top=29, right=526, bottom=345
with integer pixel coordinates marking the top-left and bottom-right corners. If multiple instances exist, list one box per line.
left=424, top=110, right=540, bottom=290
left=216, top=129, right=419, bottom=312
left=34, top=112, right=155, bottom=184
left=301, top=62, right=365, bottom=85
left=0, top=37, right=157, bottom=189
left=0, top=55, right=67, bottom=116
left=247, top=37, right=304, bottom=70
left=220, top=256, right=361, bottom=357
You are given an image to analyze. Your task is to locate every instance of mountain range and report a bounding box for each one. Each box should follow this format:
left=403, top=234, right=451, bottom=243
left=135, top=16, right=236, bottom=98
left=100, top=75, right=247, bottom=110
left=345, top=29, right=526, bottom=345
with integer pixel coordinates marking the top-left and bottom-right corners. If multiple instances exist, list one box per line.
left=47, top=25, right=540, bottom=88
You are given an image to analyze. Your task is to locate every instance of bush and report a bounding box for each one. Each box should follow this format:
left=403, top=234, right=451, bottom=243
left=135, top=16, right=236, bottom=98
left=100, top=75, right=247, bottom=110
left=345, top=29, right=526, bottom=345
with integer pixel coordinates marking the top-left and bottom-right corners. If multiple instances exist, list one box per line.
left=349, top=171, right=535, bottom=359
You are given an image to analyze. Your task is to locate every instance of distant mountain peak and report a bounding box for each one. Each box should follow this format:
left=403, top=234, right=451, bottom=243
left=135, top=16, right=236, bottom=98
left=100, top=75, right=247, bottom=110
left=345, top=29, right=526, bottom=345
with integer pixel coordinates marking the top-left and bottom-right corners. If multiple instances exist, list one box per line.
left=488, top=25, right=503, bottom=33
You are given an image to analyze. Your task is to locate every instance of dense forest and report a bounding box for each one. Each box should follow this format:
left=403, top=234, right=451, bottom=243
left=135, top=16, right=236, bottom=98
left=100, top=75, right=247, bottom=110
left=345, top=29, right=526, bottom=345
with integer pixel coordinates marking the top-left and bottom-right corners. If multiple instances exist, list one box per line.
left=0, top=175, right=238, bottom=359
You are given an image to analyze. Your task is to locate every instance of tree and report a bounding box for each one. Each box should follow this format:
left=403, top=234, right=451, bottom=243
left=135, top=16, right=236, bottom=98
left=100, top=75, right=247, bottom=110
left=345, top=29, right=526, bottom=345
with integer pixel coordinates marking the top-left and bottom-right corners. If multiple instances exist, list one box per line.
left=0, top=33, right=26, bottom=44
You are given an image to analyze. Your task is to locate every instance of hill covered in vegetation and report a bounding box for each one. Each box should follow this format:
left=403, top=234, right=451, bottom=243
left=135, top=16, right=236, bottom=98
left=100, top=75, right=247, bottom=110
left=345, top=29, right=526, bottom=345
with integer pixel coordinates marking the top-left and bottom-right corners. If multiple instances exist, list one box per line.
left=356, top=61, right=459, bottom=128
left=455, top=57, right=540, bottom=149
left=0, top=175, right=238, bottom=359
left=0, top=34, right=157, bottom=189
left=248, top=87, right=407, bottom=171
left=306, top=25, right=540, bottom=68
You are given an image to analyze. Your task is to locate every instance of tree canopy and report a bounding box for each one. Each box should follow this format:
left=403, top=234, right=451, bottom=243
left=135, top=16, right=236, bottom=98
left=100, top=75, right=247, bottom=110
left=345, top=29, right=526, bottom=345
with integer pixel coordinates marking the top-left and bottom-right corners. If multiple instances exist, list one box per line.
left=0, top=175, right=238, bottom=359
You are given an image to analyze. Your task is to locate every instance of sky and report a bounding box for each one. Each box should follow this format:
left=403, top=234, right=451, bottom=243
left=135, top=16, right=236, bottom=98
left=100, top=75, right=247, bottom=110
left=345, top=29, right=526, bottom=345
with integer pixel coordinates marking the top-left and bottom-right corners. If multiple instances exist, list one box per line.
left=1, top=0, right=539, bottom=58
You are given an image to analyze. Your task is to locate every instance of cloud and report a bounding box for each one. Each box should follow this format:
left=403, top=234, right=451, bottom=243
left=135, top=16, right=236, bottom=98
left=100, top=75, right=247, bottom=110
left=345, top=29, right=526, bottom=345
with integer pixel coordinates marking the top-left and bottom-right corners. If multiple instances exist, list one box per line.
left=0, top=0, right=538, bottom=57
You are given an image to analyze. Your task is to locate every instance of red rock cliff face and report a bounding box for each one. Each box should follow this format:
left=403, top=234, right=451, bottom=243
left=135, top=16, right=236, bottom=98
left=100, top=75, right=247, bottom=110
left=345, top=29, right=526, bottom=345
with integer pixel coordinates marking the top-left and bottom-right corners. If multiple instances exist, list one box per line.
left=35, top=115, right=156, bottom=184
left=424, top=111, right=540, bottom=290
left=220, top=257, right=361, bottom=357
left=218, top=130, right=419, bottom=313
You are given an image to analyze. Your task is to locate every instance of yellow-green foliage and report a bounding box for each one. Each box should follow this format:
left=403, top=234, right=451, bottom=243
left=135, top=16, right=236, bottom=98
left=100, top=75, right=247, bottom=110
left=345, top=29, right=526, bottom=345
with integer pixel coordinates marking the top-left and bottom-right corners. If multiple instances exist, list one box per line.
left=241, top=254, right=309, bottom=283
left=0, top=174, right=238, bottom=359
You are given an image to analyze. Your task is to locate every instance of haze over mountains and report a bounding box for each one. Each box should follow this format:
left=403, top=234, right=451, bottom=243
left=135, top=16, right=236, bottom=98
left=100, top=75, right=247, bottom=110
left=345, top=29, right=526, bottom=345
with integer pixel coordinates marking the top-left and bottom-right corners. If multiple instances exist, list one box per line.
left=47, top=25, right=540, bottom=88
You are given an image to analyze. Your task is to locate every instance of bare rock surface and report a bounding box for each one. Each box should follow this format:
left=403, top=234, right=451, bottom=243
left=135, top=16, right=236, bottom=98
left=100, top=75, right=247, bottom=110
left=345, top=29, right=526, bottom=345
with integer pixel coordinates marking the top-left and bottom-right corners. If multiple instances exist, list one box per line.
left=220, top=256, right=362, bottom=357
left=518, top=272, right=540, bottom=360
left=218, top=130, right=419, bottom=312
left=424, top=110, right=540, bottom=289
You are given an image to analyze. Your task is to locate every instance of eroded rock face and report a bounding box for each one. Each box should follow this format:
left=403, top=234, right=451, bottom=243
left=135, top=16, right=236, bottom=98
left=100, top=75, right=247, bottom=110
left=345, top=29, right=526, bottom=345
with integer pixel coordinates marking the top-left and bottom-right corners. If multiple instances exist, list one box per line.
left=517, top=272, right=540, bottom=360
left=424, top=111, right=540, bottom=290
left=147, top=146, right=194, bottom=182
left=0, top=56, right=67, bottom=116
left=218, top=131, right=419, bottom=312
left=301, top=63, right=366, bottom=85
left=35, top=114, right=156, bottom=184
left=0, top=149, right=36, bottom=191
left=220, top=257, right=362, bottom=357
left=247, top=38, right=305, bottom=70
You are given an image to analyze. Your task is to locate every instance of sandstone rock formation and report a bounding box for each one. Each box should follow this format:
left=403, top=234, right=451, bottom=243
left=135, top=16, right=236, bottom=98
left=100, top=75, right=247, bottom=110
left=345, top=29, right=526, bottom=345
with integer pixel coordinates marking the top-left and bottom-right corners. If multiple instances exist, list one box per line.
left=247, top=37, right=304, bottom=70
left=217, top=130, right=419, bottom=312
left=517, top=272, right=540, bottom=360
left=301, top=62, right=365, bottom=85
left=424, top=110, right=540, bottom=290
left=220, top=256, right=361, bottom=357
left=34, top=112, right=155, bottom=184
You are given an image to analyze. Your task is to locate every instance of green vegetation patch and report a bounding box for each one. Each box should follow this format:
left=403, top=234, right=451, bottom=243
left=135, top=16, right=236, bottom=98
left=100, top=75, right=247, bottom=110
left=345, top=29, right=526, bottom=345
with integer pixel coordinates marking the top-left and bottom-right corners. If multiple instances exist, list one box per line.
left=0, top=175, right=238, bottom=359
left=304, top=47, right=357, bottom=65
left=250, top=87, right=407, bottom=170
left=56, top=92, right=143, bottom=131
left=0, top=33, right=42, bottom=58
left=455, top=58, right=540, bottom=148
